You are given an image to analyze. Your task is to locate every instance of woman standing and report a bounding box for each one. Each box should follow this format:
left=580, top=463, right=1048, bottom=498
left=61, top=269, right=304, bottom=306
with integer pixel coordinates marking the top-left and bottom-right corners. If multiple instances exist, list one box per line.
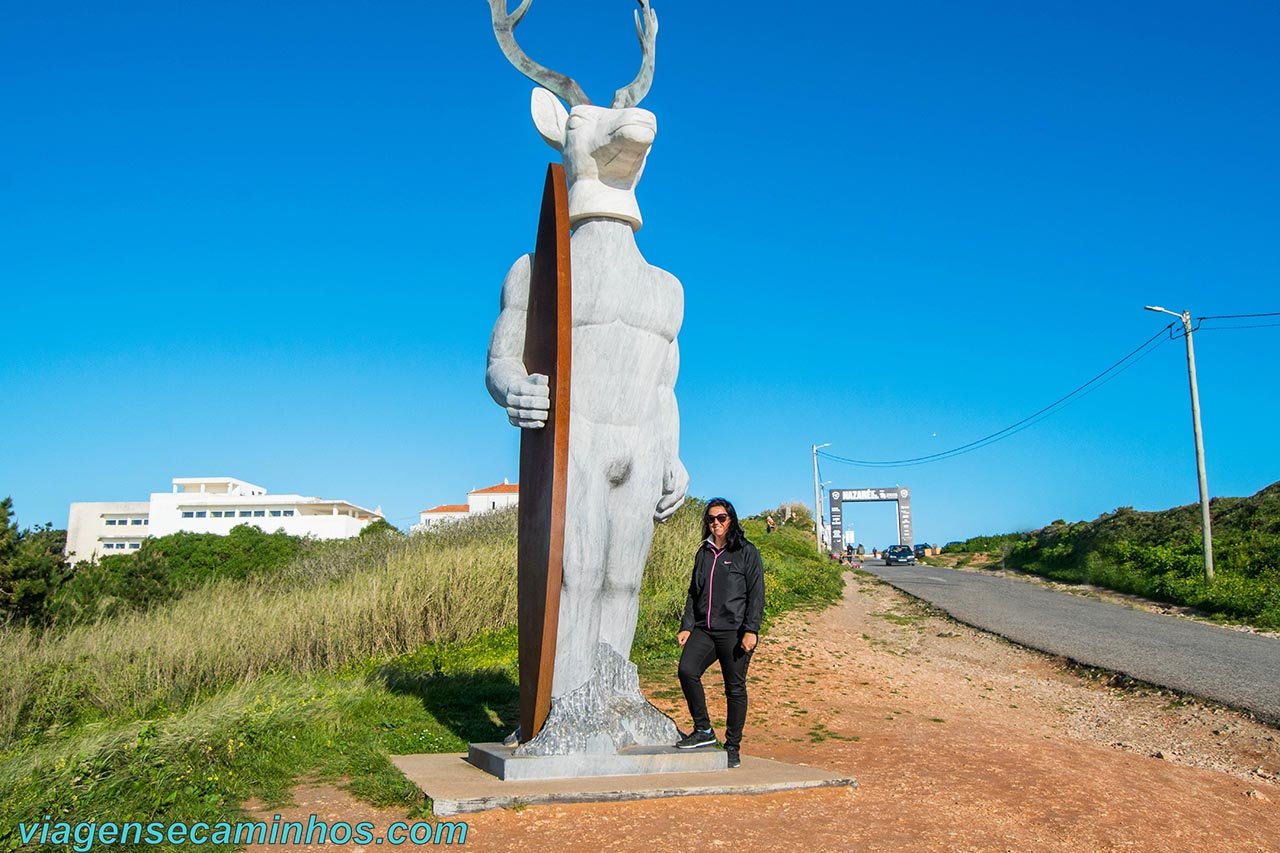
left=675, top=498, right=765, bottom=768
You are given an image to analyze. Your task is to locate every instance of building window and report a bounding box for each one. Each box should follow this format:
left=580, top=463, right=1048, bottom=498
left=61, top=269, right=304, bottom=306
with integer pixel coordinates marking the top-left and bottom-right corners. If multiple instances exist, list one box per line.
left=106, top=519, right=117, bottom=526
left=283, top=510, right=295, bottom=517
left=131, top=519, right=143, bottom=525
left=240, top=511, right=252, bottom=517
left=210, top=511, right=222, bottom=518
left=270, top=510, right=281, bottom=517
left=129, top=543, right=140, bottom=549
left=195, top=511, right=207, bottom=518
left=253, top=510, right=265, bottom=517
left=182, top=511, right=194, bottom=518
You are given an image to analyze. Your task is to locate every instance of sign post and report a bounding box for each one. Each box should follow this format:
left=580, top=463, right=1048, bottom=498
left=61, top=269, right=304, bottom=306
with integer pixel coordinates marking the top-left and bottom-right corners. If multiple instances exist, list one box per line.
left=828, top=487, right=913, bottom=550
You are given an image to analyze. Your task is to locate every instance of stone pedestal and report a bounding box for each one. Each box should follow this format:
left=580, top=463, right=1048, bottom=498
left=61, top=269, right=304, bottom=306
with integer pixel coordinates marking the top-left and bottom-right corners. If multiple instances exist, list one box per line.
left=469, top=742, right=725, bottom=781
left=390, top=752, right=858, bottom=816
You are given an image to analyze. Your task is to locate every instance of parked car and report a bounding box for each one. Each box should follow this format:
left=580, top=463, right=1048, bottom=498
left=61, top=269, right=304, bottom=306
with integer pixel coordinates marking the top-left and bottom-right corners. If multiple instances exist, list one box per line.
left=884, top=544, right=916, bottom=566
left=913, top=543, right=931, bottom=560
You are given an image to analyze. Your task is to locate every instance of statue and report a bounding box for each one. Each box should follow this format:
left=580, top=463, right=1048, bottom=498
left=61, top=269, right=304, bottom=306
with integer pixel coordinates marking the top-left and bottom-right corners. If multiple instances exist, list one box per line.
left=484, top=0, right=688, bottom=756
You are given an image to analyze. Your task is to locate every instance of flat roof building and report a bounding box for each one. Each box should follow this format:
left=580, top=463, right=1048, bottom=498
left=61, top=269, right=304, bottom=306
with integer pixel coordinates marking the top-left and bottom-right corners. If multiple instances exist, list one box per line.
left=66, top=476, right=382, bottom=564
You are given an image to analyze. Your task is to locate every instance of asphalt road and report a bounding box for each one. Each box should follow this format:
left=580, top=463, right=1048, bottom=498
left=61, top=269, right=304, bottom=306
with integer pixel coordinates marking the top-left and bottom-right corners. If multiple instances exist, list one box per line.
left=859, top=560, right=1280, bottom=723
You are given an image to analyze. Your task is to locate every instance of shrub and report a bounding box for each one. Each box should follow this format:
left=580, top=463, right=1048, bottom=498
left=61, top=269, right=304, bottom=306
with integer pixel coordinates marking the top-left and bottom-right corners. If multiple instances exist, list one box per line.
left=0, top=498, right=68, bottom=625
left=48, top=525, right=306, bottom=627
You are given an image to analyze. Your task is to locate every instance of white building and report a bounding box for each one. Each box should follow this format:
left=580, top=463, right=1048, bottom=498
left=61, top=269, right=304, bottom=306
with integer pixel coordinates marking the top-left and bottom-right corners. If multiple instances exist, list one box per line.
left=66, top=476, right=383, bottom=564
left=415, top=480, right=519, bottom=531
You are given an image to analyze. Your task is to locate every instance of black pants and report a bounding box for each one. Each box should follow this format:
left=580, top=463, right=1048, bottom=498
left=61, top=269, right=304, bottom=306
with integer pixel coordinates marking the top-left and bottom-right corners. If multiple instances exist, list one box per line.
left=678, top=628, right=753, bottom=750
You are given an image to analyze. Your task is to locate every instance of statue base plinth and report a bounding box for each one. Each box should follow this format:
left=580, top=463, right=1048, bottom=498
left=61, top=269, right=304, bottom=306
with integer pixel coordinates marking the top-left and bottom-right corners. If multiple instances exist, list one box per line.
left=390, top=751, right=858, bottom=816
left=468, top=741, right=724, bottom=781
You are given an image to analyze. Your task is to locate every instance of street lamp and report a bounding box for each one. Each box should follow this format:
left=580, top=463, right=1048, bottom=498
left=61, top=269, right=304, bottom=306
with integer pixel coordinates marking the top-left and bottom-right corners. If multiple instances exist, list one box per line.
left=1145, top=305, right=1214, bottom=582
left=812, top=443, right=831, bottom=553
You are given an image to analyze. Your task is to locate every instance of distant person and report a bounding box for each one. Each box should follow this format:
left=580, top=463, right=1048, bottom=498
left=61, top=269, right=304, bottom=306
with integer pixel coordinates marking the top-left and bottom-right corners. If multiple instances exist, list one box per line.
left=856, top=543, right=865, bottom=556
left=766, top=514, right=777, bottom=534
left=676, top=498, right=764, bottom=770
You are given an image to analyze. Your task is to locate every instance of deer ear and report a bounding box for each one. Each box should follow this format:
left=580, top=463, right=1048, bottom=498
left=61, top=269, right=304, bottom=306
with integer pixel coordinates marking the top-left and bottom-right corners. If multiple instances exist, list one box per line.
left=530, top=87, right=568, bottom=152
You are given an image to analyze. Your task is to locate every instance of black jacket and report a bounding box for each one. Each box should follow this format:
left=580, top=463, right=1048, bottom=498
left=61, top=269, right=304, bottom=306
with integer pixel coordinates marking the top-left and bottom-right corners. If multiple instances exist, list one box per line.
left=680, top=538, right=765, bottom=634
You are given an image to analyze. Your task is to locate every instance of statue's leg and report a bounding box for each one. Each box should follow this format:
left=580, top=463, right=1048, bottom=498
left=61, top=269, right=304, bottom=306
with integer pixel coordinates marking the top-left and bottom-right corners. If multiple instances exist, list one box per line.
left=597, top=453, right=662, bottom=658
left=549, top=440, right=607, bottom=698
left=520, top=435, right=678, bottom=754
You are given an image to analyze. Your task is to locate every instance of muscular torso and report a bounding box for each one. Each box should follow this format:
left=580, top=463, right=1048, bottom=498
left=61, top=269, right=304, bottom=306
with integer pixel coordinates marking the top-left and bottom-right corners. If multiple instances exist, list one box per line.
left=567, top=218, right=683, bottom=429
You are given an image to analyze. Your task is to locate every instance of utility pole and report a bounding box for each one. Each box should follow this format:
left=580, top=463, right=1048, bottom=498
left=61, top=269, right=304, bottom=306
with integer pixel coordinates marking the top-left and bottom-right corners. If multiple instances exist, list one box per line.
left=1145, top=305, right=1215, bottom=582
left=812, top=442, right=830, bottom=554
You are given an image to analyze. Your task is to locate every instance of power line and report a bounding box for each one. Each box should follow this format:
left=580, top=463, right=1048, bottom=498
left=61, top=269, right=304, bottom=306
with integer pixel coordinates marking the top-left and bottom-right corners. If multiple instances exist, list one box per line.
left=1198, top=311, right=1280, bottom=320
left=818, top=322, right=1174, bottom=469
left=1196, top=320, right=1280, bottom=332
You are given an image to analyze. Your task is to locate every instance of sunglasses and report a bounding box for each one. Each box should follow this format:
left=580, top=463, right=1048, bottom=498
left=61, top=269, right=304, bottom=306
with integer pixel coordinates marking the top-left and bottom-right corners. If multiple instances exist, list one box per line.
left=706, top=513, right=730, bottom=523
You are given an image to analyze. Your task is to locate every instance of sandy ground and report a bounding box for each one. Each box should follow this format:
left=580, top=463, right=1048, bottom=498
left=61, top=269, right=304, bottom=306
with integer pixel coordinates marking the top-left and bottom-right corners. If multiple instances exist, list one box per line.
left=247, top=571, right=1280, bottom=852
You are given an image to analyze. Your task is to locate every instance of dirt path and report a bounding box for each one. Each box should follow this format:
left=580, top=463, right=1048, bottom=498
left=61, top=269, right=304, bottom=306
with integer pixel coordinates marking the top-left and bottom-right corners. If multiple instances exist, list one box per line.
left=249, top=572, right=1280, bottom=851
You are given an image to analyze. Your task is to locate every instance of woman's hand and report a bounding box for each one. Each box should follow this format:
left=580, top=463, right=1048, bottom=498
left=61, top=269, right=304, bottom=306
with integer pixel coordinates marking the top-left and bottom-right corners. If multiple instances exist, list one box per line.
left=677, top=630, right=691, bottom=646
left=741, top=632, right=758, bottom=653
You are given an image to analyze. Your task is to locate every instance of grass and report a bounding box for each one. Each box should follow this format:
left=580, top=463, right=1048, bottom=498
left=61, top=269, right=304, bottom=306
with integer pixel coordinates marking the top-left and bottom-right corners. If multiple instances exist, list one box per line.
left=806, top=723, right=859, bottom=743
left=871, top=609, right=926, bottom=627
left=0, top=499, right=845, bottom=850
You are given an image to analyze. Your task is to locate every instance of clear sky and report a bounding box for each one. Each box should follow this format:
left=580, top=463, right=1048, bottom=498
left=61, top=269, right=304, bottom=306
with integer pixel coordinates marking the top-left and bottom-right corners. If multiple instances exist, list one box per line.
left=2, top=1, right=1277, bottom=547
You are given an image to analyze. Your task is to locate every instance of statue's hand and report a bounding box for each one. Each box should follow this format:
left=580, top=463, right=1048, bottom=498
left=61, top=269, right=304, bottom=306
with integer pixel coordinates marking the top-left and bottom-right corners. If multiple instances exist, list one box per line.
left=654, top=457, right=689, bottom=521
left=505, top=374, right=550, bottom=429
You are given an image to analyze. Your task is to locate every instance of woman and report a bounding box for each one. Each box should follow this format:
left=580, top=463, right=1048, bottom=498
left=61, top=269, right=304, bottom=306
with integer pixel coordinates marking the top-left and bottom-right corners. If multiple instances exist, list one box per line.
left=675, top=498, right=765, bottom=768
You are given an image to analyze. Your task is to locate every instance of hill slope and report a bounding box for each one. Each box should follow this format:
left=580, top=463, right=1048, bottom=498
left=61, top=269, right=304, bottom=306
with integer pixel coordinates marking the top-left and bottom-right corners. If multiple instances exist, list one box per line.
left=946, top=482, right=1280, bottom=630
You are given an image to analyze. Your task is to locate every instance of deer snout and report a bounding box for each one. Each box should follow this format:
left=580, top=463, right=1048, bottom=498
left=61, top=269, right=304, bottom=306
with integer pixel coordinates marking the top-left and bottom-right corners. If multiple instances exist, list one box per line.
left=611, top=121, right=656, bottom=146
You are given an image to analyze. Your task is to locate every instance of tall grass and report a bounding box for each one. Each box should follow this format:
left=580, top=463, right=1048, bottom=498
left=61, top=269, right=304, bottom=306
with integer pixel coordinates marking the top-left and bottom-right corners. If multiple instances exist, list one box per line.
left=0, top=502, right=710, bottom=745
left=0, top=510, right=517, bottom=744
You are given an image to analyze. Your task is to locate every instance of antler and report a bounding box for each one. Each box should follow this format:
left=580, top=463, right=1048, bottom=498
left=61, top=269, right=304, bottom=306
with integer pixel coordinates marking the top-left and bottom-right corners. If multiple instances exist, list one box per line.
left=488, top=0, right=592, bottom=107
left=610, top=0, right=658, bottom=109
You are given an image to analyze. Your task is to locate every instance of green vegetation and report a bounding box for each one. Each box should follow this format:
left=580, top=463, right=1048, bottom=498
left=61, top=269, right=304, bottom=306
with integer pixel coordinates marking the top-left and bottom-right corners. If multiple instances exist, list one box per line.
left=806, top=722, right=859, bottom=743
left=944, top=482, right=1280, bottom=630
left=0, top=497, right=66, bottom=624
left=0, top=498, right=843, bottom=849
left=49, top=525, right=305, bottom=626
left=358, top=518, right=404, bottom=539
left=941, top=532, right=1024, bottom=555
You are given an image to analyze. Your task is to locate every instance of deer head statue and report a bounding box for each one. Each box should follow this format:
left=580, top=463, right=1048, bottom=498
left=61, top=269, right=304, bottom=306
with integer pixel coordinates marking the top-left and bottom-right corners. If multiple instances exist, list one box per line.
left=488, top=0, right=659, bottom=231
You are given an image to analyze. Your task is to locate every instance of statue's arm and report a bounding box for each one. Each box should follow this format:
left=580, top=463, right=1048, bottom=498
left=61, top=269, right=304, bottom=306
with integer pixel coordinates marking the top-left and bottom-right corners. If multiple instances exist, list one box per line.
left=486, top=254, right=550, bottom=429
left=654, top=337, right=688, bottom=521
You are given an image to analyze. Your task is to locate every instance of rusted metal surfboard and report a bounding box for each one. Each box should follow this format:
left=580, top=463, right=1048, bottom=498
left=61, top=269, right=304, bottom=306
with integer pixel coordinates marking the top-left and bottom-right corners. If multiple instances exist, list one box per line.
left=517, top=163, right=571, bottom=742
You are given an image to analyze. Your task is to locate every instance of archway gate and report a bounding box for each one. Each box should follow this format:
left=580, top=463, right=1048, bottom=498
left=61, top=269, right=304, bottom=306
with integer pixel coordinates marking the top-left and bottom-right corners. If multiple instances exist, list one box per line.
left=829, top=487, right=913, bottom=551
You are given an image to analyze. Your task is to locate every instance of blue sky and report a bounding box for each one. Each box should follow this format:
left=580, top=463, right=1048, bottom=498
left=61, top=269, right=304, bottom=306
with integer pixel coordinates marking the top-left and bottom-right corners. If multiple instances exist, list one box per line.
left=2, top=1, right=1277, bottom=547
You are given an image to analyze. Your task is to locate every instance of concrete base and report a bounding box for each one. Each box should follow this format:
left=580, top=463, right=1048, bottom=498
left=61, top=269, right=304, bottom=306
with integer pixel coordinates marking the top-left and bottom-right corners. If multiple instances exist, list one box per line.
left=468, top=742, right=725, bottom=781
left=390, top=751, right=857, bottom=817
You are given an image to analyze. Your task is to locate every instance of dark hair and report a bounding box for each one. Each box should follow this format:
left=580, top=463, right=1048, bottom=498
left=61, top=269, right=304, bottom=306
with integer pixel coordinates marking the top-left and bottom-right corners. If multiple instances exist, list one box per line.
left=702, top=497, right=746, bottom=550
